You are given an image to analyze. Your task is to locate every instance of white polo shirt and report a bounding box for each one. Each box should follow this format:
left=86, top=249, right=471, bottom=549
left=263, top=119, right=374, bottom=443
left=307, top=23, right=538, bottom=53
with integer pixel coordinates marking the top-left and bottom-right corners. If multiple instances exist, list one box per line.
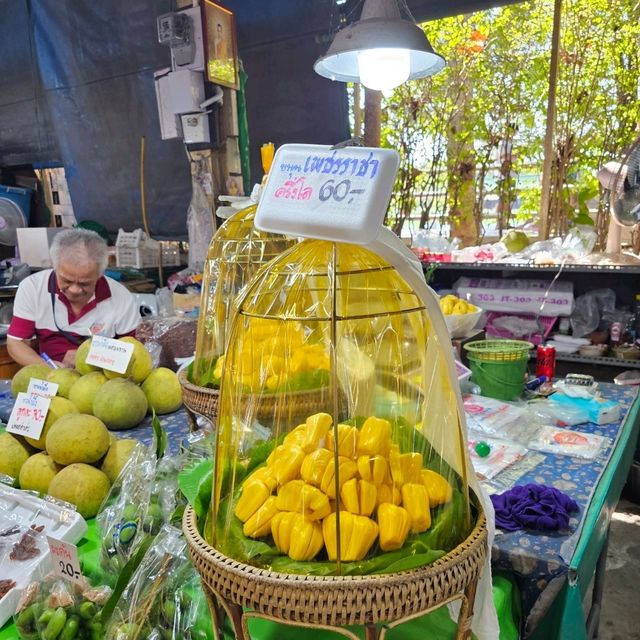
left=8, top=269, right=140, bottom=361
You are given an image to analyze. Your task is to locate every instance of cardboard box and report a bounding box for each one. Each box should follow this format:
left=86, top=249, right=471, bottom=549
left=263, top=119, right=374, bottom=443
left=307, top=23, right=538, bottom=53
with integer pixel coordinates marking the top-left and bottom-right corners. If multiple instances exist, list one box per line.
left=454, top=276, right=574, bottom=316
left=16, top=228, right=65, bottom=268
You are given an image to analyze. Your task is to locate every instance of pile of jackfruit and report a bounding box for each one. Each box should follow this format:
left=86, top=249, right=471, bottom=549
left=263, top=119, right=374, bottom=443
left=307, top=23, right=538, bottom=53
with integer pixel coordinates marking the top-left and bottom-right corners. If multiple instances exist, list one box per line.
left=234, top=412, right=453, bottom=562
left=213, top=320, right=330, bottom=392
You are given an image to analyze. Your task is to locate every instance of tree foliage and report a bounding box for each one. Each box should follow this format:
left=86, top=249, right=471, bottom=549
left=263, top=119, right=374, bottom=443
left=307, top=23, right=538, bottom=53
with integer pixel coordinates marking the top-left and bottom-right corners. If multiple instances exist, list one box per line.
left=380, top=0, right=640, bottom=248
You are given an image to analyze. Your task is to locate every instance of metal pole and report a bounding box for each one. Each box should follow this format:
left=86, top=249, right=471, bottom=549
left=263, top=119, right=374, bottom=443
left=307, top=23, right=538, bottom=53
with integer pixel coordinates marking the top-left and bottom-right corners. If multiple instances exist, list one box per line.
left=364, top=87, right=382, bottom=147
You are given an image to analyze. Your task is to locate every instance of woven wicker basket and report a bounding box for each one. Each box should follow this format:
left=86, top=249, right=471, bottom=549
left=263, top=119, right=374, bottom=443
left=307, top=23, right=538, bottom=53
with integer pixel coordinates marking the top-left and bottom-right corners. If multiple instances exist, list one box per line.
left=183, top=505, right=487, bottom=630
left=179, top=368, right=220, bottom=421
left=179, top=368, right=342, bottom=426
left=244, top=386, right=342, bottom=424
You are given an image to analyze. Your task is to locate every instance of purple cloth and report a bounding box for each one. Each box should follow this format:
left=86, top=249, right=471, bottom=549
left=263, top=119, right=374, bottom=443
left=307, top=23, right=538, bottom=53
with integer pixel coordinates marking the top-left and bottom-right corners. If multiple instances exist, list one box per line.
left=490, top=483, right=579, bottom=532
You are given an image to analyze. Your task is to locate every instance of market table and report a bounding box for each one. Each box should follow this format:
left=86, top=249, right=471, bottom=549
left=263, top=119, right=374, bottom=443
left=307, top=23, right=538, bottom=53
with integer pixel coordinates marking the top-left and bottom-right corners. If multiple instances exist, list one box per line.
left=0, top=380, right=637, bottom=639
left=487, top=382, right=640, bottom=639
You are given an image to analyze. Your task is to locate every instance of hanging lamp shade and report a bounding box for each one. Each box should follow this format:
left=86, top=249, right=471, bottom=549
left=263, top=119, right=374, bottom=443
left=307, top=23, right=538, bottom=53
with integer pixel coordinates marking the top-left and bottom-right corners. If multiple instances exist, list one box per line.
left=314, top=0, right=445, bottom=91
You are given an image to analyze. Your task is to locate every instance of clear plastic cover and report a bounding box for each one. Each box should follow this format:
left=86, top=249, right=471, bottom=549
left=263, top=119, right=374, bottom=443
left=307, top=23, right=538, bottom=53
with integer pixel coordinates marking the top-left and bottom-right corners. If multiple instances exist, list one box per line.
left=211, top=240, right=473, bottom=575
left=189, top=204, right=295, bottom=388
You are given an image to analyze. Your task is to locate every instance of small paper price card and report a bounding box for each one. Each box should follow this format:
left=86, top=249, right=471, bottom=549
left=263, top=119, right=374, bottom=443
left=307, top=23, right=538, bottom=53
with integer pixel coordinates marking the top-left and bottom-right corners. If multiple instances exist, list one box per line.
left=85, top=335, right=133, bottom=374
left=47, top=537, right=84, bottom=586
left=27, top=377, right=58, bottom=398
left=256, top=143, right=400, bottom=244
left=6, top=392, right=51, bottom=439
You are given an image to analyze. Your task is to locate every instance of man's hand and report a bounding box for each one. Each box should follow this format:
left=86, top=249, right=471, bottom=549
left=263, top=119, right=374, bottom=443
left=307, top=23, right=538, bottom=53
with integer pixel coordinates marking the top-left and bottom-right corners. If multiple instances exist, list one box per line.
left=61, top=350, right=78, bottom=369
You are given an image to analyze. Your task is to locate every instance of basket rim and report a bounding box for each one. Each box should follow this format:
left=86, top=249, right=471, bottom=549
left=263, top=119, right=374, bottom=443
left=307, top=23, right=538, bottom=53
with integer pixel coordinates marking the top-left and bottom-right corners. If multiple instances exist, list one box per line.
left=463, top=339, right=534, bottom=354
left=183, top=501, right=486, bottom=587
left=179, top=367, right=336, bottom=400
left=178, top=367, right=221, bottom=396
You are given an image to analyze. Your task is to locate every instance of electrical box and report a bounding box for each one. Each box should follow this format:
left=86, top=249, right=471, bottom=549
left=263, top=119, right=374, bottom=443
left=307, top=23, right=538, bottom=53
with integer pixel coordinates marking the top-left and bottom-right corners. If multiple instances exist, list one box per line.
left=154, top=68, right=205, bottom=140
left=157, top=12, right=195, bottom=67
left=180, top=112, right=210, bottom=144
left=157, top=8, right=204, bottom=71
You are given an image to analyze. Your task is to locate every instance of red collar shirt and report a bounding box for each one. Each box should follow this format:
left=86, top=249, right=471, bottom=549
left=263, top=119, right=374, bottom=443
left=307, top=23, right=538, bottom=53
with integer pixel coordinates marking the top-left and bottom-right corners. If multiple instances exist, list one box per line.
left=8, top=269, right=140, bottom=361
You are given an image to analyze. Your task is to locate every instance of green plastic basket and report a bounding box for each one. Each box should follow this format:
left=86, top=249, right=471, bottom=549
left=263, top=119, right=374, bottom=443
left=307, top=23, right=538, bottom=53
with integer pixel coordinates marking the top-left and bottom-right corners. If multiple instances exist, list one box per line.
left=463, top=339, right=534, bottom=362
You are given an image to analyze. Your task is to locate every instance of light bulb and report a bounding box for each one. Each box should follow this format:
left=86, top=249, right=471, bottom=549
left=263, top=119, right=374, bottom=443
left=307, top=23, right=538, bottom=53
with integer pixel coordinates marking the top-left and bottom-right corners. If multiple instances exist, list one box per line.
left=357, top=48, right=410, bottom=91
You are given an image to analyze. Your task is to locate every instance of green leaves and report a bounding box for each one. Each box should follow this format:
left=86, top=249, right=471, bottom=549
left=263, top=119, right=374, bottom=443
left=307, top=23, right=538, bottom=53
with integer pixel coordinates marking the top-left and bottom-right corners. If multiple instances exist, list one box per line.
left=378, top=0, right=640, bottom=244
left=151, top=410, right=167, bottom=460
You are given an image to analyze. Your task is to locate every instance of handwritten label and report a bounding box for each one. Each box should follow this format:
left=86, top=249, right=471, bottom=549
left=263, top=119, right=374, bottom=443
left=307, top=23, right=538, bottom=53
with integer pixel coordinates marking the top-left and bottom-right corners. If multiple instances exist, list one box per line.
left=47, top=537, right=84, bottom=586
left=6, top=393, right=51, bottom=439
left=86, top=336, right=133, bottom=374
left=27, top=378, right=58, bottom=398
left=255, top=143, right=400, bottom=244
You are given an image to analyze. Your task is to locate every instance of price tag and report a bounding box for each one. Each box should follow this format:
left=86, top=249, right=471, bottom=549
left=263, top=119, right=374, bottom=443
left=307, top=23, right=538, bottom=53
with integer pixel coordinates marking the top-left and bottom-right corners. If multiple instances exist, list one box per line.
left=85, top=335, right=133, bottom=374
left=255, top=143, right=400, bottom=244
left=6, top=393, right=51, bottom=439
left=47, top=537, right=84, bottom=586
left=27, top=377, right=58, bottom=398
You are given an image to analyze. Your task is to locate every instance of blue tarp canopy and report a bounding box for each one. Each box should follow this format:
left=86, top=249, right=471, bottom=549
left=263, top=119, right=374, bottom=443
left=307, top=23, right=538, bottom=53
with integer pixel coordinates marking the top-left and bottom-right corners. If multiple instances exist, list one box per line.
left=0, top=0, right=516, bottom=238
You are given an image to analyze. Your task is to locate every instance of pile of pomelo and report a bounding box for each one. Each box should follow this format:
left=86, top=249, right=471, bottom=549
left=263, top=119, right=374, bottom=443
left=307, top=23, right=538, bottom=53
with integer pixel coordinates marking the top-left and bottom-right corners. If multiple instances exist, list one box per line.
left=0, top=337, right=183, bottom=518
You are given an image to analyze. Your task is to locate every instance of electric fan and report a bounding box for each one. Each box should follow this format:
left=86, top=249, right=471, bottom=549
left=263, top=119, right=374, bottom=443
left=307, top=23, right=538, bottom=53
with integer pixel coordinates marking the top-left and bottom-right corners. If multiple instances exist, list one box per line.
left=597, top=136, right=640, bottom=253
left=0, top=198, right=28, bottom=246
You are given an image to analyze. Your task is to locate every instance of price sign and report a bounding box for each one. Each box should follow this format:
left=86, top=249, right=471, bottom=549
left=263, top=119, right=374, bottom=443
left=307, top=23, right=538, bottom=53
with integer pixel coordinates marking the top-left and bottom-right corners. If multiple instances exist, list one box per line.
left=255, top=143, right=400, bottom=244
left=6, top=393, right=51, bottom=439
left=85, top=335, right=133, bottom=374
left=27, top=377, right=58, bottom=398
left=47, top=537, right=84, bottom=586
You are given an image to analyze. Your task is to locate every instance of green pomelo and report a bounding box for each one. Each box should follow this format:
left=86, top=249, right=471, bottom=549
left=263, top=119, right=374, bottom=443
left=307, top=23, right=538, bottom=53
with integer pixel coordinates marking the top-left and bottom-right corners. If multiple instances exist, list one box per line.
left=75, top=339, right=99, bottom=375
left=93, top=378, right=148, bottom=430
left=103, top=337, right=153, bottom=384
left=68, top=371, right=108, bottom=414
left=101, top=438, right=138, bottom=483
left=46, top=368, right=81, bottom=399
left=48, top=463, right=110, bottom=519
left=502, top=229, right=530, bottom=253
left=25, top=396, right=78, bottom=450
left=18, top=452, right=61, bottom=493
left=46, top=414, right=111, bottom=465
left=11, top=364, right=52, bottom=397
left=0, top=433, right=32, bottom=480
left=141, top=367, right=183, bottom=415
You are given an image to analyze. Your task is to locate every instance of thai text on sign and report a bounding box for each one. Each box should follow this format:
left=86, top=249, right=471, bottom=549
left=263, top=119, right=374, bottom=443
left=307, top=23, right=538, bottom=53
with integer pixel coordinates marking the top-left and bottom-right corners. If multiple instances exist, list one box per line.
left=6, top=392, right=51, bottom=440
left=256, top=144, right=399, bottom=244
left=85, top=336, right=133, bottom=374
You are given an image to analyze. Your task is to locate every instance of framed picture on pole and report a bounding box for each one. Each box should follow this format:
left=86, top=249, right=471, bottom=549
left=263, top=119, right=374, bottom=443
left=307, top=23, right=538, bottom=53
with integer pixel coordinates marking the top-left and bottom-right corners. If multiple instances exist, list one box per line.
left=202, top=0, right=239, bottom=90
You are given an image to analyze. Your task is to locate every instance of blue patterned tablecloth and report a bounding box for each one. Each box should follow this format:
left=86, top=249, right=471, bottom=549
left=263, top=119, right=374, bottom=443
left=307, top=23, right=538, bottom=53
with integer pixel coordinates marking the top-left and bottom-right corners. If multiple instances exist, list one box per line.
left=486, top=383, right=639, bottom=636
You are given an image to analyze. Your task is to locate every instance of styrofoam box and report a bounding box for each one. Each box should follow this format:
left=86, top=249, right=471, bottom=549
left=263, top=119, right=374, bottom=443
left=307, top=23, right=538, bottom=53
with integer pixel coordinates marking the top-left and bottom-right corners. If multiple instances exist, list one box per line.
left=16, top=228, right=65, bottom=268
left=454, top=276, right=574, bottom=317
left=0, top=485, right=87, bottom=626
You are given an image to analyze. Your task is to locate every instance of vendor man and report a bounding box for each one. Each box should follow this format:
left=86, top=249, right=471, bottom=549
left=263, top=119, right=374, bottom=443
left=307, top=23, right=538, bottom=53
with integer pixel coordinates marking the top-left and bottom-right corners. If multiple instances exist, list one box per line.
left=7, top=228, right=140, bottom=368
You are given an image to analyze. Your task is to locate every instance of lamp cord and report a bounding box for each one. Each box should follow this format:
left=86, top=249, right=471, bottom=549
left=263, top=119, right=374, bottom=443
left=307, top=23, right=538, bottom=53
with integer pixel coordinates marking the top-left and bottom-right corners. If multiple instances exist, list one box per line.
left=398, top=0, right=417, bottom=22
left=532, top=257, right=567, bottom=344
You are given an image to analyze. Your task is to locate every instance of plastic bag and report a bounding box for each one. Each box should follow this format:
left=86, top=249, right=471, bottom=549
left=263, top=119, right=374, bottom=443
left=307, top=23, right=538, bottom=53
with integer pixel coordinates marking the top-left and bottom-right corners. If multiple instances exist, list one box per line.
left=155, top=287, right=174, bottom=317
left=187, top=179, right=216, bottom=272
left=528, top=400, right=589, bottom=427
left=104, top=525, right=212, bottom=640
left=561, top=225, right=597, bottom=257
left=136, top=316, right=197, bottom=371
left=97, top=444, right=157, bottom=579
left=570, top=289, right=616, bottom=338
left=507, top=237, right=564, bottom=264
left=14, top=574, right=111, bottom=640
